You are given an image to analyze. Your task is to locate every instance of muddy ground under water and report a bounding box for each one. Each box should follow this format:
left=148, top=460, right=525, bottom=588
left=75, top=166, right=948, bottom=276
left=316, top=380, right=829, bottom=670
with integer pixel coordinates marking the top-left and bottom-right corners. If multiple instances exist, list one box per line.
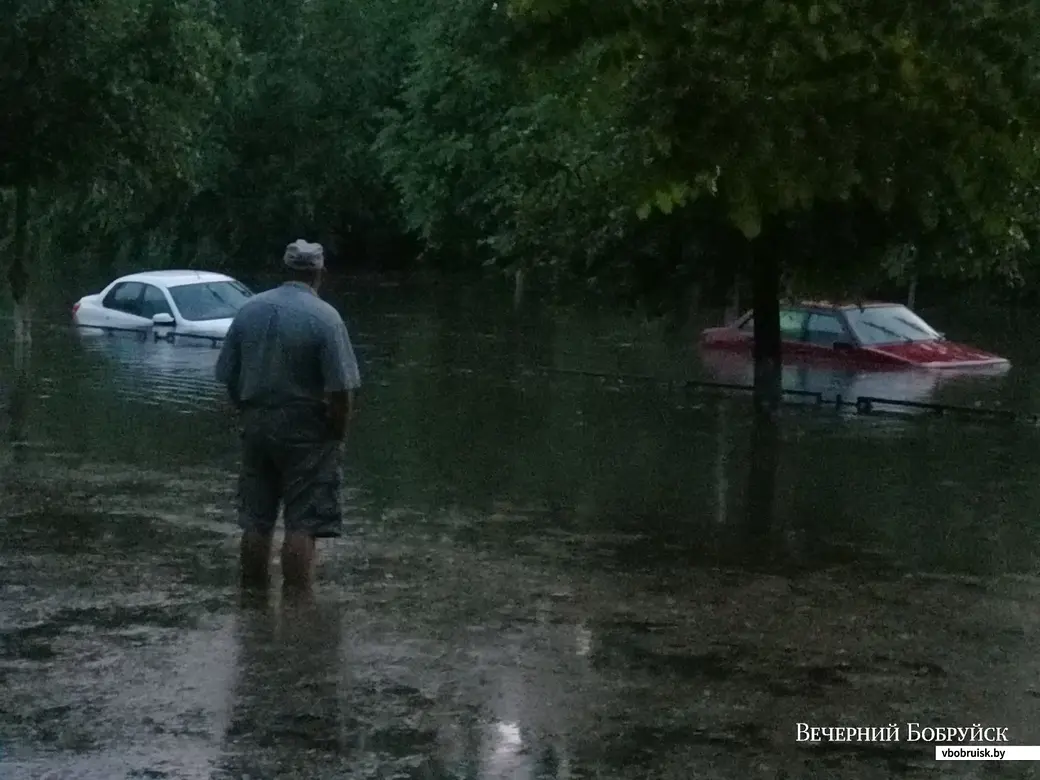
left=5, top=460, right=1040, bottom=779
left=4, top=280, right=1040, bottom=778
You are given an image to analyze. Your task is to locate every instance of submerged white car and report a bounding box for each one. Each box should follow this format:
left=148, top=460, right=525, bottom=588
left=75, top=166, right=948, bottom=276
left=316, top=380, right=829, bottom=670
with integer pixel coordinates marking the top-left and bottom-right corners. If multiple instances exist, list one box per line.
left=72, top=270, right=254, bottom=340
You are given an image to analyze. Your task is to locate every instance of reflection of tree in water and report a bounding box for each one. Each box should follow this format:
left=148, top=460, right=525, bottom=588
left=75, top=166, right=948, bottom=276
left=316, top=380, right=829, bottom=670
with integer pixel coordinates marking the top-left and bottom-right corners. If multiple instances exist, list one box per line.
left=714, top=397, right=732, bottom=528
left=354, top=288, right=442, bottom=508
left=501, top=304, right=556, bottom=508
left=6, top=339, right=31, bottom=465
left=427, top=285, right=498, bottom=507
left=743, top=414, right=780, bottom=562
left=422, top=285, right=557, bottom=510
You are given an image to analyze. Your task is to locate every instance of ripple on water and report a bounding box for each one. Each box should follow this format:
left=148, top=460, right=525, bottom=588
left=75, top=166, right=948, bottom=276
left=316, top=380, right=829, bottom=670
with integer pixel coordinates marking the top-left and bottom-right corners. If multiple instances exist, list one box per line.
left=75, top=331, right=225, bottom=409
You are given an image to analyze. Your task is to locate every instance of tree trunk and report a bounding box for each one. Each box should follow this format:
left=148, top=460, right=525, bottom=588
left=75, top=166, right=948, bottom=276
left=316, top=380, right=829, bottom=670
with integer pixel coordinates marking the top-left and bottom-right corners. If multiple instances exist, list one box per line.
left=907, top=274, right=918, bottom=309
left=687, top=282, right=700, bottom=326
left=750, top=240, right=781, bottom=418
left=9, top=182, right=31, bottom=345
left=513, top=267, right=525, bottom=311
left=128, top=229, right=148, bottom=268
left=173, top=212, right=196, bottom=267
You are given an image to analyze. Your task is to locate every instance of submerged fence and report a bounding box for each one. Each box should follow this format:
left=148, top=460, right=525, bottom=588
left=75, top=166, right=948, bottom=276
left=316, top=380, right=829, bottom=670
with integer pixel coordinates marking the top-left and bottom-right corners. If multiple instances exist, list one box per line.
left=69, top=323, right=1038, bottom=425
left=73, top=322, right=223, bottom=347
left=545, top=368, right=1040, bottom=425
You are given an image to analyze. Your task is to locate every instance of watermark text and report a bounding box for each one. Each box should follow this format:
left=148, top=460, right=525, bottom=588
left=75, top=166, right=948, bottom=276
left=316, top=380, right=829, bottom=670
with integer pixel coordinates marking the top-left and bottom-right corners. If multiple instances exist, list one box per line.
left=796, top=723, right=1009, bottom=744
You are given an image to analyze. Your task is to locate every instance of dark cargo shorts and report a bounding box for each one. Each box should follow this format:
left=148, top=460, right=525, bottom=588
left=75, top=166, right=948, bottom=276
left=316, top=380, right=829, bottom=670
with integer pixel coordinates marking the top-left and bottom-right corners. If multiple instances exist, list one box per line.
left=237, top=405, right=343, bottom=538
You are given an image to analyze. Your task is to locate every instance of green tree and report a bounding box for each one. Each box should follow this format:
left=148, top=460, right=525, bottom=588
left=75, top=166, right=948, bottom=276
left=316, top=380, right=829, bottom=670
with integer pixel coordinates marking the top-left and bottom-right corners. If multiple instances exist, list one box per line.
left=1, top=0, right=236, bottom=340
left=504, top=0, right=1040, bottom=413
left=189, top=0, right=427, bottom=266
left=374, top=0, right=656, bottom=291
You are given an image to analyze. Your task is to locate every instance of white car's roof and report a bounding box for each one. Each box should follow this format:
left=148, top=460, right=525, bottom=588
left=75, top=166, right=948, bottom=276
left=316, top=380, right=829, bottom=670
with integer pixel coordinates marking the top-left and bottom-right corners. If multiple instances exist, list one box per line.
left=113, top=270, right=236, bottom=289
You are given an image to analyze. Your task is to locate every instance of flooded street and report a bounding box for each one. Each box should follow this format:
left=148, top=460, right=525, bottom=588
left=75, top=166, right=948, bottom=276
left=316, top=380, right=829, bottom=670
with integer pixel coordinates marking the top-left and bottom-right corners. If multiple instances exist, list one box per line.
left=4, top=274, right=1040, bottom=778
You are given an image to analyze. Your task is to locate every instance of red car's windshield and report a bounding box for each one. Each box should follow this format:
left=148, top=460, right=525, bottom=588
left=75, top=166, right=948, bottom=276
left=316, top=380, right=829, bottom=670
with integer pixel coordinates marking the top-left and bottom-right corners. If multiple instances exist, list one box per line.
left=843, top=305, right=941, bottom=345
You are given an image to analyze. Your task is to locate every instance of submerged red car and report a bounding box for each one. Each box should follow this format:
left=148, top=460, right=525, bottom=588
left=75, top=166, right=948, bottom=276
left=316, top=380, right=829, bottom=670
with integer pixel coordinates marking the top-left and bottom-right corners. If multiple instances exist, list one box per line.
left=700, top=301, right=1010, bottom=370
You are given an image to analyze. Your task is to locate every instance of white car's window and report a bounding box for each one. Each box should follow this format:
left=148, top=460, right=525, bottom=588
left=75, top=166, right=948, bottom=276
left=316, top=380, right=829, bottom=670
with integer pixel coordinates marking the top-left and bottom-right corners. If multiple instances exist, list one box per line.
left=140, top=284, right=173, bottom=319
left=169, top=281, right=253, bottom=322
left=103, top=282, right=145, bottom=316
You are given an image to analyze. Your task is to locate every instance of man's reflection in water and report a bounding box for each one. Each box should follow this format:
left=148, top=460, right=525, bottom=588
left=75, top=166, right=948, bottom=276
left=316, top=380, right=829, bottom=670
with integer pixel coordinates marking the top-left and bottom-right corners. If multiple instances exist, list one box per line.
left=218, top=590, right=346, bottom=776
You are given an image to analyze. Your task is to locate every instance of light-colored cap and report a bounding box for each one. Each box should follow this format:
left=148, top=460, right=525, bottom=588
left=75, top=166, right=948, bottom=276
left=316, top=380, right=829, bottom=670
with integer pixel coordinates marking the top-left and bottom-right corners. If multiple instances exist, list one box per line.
left=283, top=239, right=325, bottom=270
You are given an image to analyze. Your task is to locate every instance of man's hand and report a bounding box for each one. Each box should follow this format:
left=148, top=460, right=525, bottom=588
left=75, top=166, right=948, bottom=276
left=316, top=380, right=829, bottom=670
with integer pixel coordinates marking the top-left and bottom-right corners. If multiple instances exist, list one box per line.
left=325, top=390, right=354, bottom=441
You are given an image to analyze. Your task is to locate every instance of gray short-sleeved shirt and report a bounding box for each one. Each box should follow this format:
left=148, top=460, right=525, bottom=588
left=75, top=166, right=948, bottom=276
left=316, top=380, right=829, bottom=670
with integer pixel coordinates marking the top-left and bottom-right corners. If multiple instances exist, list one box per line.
left=215, top=281, right=361, bottom=408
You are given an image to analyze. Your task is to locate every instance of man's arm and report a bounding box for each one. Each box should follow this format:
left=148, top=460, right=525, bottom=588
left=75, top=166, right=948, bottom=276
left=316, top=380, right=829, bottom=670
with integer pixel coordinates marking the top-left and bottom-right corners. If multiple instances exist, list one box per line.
left=215, top=317, right=243, bottom=408
left=325, top=390, right=354, bottom=440
left=320, top=317, right=362, bottom=440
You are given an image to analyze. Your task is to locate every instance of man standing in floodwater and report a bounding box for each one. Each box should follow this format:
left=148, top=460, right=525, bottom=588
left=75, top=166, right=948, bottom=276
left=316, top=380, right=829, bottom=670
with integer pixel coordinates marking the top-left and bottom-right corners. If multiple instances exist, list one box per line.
left=215, top=239, right=361, bottom=593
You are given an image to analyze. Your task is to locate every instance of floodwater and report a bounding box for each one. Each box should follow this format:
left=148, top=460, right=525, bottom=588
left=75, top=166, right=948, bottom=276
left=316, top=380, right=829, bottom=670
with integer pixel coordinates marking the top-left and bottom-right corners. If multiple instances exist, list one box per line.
left=4, top=272, right=1040, bottom=779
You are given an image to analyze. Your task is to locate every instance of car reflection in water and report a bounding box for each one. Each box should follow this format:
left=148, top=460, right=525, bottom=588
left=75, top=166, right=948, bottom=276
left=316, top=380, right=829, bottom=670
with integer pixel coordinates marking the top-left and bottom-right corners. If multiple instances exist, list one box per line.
left=73, top=325, right=225, bottom=409
left=697, top=300, right=1011, bottom=414
left=698, top=349, right=1010, bottom=413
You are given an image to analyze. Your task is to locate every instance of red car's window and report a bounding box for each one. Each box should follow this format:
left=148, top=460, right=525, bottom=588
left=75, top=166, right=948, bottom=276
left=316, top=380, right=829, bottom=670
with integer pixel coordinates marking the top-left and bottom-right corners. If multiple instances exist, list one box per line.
left=843, top=305, right=940, bottom=345
left=780, top=309, right=807, bottom=337
left=804, top=312, right=849, bottom=346
left=740, top=309, right=807, bottom=338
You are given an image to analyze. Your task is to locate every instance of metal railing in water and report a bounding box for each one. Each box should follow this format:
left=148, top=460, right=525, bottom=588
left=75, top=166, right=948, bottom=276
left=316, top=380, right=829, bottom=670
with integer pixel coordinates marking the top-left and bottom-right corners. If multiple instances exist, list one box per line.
left=546, top=367, right=1040, bottom=425
left=72, top=322, right=223, bottom=348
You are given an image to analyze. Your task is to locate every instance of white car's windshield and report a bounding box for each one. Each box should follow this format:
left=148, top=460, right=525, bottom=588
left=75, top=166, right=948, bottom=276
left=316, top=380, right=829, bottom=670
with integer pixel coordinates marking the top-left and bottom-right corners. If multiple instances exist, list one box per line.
left=843, top=305, right=941, bottom=345
left=169, top=281, right=253, bottom=321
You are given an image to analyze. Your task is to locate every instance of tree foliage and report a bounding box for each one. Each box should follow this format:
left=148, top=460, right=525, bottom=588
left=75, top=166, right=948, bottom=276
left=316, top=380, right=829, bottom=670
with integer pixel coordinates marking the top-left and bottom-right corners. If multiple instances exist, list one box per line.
left=4, top=0, right=1040, bottom=309
left=1, top=0, right=233, bottom=189
left=505, top=0, right=1040, bottom=273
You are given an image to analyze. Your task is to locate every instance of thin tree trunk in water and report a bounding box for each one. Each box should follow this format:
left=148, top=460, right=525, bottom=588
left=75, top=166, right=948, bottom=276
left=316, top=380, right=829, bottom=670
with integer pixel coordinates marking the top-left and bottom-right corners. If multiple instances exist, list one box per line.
left=744, top=414, right=779, bottom=557
left=9, top=182, right=31, bottom=345
left=687, top=282, right=700, bottom=326
left=128, top=230, right=148, bottom=267
left=750, top=241, right=781, bottom=418
left=724, top=284, right=740, bottom=324
left=907, top=274, right=918, bottom=309
left=174, top=213, right=196, bottom=267
left=513, top=268, right=524, bottom=311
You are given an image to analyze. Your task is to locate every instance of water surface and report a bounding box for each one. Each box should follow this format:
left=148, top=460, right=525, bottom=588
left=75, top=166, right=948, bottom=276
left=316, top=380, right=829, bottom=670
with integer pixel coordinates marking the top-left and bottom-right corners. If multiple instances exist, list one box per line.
left=3, top=275, right=1040, bottom=778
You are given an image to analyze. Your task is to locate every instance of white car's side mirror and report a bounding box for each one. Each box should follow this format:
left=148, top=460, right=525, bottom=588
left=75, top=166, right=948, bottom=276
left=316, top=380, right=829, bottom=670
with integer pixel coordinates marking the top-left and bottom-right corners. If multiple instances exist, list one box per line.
left=152, top=313, right=175, bottom=326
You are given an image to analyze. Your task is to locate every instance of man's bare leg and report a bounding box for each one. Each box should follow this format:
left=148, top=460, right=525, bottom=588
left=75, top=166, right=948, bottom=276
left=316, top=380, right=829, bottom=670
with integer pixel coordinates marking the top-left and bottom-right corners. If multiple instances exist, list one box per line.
left=241, top=530, right=274, bottom=590
left=281, top=531, right=317, bottom=594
